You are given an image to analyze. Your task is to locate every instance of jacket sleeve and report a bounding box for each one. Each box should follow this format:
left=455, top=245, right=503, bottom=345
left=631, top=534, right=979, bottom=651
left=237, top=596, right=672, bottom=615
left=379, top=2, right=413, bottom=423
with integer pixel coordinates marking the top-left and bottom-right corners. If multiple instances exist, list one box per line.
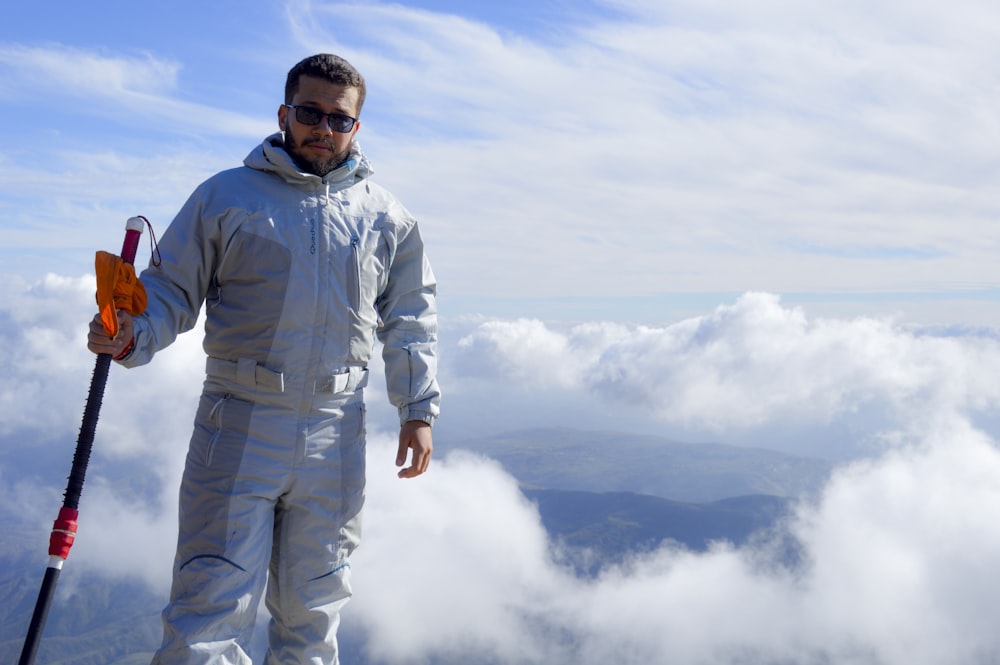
left=376, top=218, right=441, bottom=426
left=118, top=186, right=218, bottom=368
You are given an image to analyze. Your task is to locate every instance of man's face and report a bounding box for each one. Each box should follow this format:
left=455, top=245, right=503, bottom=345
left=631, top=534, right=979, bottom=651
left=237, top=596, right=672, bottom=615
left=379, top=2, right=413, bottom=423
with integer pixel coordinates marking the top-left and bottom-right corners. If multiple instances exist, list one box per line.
left=278, top=75, right=362, bottom=177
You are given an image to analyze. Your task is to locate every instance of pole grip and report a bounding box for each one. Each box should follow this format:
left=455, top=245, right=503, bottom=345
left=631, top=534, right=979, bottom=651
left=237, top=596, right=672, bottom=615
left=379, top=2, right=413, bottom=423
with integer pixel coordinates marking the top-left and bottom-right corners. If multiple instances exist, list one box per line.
left=120, top=216, right=145, bottom=265
left=62, top=214, right=146, bottom=517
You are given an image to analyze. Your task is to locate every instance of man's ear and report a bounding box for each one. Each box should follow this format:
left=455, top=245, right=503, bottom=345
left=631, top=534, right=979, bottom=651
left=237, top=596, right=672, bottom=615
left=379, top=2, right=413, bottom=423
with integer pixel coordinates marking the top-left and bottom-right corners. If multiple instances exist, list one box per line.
left=277, top=105, right=288, bottom=131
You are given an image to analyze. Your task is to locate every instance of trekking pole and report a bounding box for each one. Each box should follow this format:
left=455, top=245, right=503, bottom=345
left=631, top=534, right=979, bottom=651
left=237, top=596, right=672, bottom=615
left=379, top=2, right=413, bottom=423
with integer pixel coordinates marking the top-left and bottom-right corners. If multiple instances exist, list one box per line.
left=18, top=216, right=147, bottom=665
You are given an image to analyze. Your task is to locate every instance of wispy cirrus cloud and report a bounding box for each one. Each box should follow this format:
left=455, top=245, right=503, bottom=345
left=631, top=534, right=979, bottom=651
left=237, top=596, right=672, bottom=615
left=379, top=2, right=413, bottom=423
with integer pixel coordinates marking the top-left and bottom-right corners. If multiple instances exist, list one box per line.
left=0, top=43, right=182, bottom=98
left=0, top=43, right=270, bottom=138
left=279, top=0, right=1000, bottom=312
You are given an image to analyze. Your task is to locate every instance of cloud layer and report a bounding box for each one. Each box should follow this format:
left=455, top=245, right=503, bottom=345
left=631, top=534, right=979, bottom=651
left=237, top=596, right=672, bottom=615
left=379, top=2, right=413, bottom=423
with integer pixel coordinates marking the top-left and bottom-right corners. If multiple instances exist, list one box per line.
left=447, top=292, right=1000, bottom=458
left=3, top=276, right=1000, bottom=663
left=349, top=421, right=1000, bottom=665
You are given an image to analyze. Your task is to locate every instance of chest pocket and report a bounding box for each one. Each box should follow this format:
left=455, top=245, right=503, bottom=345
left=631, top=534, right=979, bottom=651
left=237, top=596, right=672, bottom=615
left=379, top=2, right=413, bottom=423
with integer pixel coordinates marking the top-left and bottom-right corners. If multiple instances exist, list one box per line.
left=329, top=224, right=389, bottom=357
left=346, top=230, right=390, bottom=315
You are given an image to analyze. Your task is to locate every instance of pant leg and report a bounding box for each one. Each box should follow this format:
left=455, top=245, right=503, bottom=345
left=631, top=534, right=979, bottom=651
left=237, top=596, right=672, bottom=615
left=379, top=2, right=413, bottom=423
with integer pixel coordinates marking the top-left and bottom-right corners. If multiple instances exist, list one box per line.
left=153, top=393, right=287, bottom=665
left=264, top=401, right=366, bottom=665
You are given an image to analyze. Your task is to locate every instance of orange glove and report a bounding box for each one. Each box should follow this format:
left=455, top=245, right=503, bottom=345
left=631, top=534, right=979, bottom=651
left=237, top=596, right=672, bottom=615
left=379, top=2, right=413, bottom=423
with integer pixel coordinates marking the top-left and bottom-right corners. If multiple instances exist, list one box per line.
left=95, top=250, right=147, bottom=337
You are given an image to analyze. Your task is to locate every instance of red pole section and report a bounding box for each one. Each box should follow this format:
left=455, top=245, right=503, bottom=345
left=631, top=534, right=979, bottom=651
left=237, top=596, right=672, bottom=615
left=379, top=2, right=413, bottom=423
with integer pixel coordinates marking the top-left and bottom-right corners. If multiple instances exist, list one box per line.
left=47, top=508, right=78, bottom=560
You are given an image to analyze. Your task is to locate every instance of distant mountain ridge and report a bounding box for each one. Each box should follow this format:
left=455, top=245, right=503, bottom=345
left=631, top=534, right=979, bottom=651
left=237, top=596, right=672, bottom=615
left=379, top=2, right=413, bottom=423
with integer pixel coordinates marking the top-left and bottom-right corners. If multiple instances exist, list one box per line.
left=445, top=427, right=832, bottom=502
left=0, top=568, right=160, bottom=665
left=525, top=489, right=798, bottom=576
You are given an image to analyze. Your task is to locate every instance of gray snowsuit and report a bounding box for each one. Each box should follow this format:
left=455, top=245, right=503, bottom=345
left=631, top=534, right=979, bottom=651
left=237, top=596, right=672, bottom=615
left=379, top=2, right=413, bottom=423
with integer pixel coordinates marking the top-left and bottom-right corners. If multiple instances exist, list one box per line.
left=122, top=133, right=440, bottom=664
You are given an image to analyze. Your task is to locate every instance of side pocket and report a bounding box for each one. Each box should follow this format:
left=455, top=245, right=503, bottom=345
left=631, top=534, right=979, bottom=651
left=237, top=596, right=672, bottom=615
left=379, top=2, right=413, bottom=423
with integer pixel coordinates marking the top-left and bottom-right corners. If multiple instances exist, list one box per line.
left=205, top=393, right=232, bottom=466
left=341, top=402, right=367, bottom=514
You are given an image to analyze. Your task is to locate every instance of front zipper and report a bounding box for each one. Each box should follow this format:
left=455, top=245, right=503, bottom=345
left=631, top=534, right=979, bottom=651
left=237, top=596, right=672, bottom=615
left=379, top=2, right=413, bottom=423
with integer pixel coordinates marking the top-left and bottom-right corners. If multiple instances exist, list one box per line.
left=348, top=234, right=362, bottom=311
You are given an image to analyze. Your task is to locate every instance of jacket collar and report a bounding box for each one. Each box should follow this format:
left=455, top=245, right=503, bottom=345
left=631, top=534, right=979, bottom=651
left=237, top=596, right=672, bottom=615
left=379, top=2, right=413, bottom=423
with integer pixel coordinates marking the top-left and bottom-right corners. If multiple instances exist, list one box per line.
left=246, top=132, right=373, bottom=188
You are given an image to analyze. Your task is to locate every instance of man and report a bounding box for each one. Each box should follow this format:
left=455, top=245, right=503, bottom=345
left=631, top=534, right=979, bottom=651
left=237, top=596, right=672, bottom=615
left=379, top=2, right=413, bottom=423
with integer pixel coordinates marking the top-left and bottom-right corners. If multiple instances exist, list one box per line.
left=88, top=54, right=440, bottom=664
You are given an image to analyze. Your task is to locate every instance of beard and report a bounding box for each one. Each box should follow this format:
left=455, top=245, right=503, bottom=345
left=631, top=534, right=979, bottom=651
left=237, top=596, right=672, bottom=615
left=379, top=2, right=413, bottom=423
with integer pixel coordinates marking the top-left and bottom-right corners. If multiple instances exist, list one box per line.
left=283, top=119, right=352, bottom=177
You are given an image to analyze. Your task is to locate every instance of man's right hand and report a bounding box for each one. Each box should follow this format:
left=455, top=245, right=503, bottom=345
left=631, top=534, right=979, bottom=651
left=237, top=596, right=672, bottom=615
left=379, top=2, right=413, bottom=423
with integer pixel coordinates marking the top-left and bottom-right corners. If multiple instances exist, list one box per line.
left=87, top=310, right=134, bottom=358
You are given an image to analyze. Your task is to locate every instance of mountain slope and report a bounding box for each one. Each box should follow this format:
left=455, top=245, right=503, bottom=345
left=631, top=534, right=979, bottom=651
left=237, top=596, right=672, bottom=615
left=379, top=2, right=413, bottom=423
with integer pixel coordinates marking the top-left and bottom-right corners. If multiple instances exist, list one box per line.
left=0, top=565, right=161, bottom=665
left=447, top=427, right=832, bottom=502
left=524, top=489, right=795, bottom=575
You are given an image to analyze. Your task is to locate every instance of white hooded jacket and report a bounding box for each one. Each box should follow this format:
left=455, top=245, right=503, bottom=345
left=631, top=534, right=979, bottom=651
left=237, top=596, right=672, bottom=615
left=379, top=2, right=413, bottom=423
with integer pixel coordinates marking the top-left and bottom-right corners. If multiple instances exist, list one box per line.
left=122, top=133, right=440, bottom=425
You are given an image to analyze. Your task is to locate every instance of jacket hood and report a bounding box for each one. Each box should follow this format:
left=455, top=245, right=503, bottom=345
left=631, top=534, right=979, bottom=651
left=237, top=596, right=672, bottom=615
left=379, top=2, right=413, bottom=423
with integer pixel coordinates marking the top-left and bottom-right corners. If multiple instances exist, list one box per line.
left=244, top=132, right=374, bottom=189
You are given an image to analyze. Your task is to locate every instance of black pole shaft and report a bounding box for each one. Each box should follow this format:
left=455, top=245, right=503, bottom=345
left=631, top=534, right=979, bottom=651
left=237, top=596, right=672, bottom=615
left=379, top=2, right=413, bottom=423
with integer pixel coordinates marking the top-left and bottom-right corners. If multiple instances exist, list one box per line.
left=18, top=567, right=61, bottom=665
left=18, top=353, right=111, bottom=665
left=65, top=353, right=111, bottom=509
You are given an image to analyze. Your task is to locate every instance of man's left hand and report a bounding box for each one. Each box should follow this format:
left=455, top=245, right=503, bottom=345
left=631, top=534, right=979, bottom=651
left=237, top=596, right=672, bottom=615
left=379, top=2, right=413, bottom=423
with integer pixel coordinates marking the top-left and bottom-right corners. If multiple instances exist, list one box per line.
left=396, top=420, right=432, bottom=479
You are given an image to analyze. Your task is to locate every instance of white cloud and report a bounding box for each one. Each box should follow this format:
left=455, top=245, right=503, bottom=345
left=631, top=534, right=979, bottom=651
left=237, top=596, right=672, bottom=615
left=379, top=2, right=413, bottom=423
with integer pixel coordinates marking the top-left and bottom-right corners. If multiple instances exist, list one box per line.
left=0, top=43, right=271, bottom=137
left=0, top=274, right=102, bottom=438
left=0, top=273, right=202, bottom=591
left=0, top=44, right=181, bottom=97
left=348, top=420, right=1000, bottom=665
left=453, top=293, right=1000, bottom=447
left=352, top=446, right=564, bottom=663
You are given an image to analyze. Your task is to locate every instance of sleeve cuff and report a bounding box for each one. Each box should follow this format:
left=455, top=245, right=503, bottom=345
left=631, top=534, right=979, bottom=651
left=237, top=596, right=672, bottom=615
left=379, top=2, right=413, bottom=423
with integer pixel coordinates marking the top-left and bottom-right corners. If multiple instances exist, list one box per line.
left=398, top=408, right=437, bottom=427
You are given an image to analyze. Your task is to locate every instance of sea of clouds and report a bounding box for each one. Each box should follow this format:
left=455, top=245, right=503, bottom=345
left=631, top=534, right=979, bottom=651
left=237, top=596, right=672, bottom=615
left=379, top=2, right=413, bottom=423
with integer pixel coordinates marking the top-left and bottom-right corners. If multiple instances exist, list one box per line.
left=3, top=274, right=1000, bottom=664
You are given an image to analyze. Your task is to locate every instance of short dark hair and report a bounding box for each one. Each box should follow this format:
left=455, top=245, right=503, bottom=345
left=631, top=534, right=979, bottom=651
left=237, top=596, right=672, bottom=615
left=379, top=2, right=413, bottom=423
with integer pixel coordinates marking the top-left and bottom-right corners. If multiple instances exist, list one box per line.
left=285, top=54, right=366, bottom=115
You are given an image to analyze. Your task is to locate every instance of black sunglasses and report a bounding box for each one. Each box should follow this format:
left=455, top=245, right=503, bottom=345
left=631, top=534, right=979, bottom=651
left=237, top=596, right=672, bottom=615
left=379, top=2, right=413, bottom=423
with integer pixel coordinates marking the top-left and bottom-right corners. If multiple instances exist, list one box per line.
left=284, top=105, right=358, bottom=133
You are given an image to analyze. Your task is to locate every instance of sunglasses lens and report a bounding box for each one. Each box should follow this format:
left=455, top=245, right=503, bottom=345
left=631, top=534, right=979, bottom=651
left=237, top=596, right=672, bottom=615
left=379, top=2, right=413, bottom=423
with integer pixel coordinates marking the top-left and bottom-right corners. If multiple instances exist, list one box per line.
left=331, top=115, right=354, bottom=132
left=295, top=107, right=323, bottom=125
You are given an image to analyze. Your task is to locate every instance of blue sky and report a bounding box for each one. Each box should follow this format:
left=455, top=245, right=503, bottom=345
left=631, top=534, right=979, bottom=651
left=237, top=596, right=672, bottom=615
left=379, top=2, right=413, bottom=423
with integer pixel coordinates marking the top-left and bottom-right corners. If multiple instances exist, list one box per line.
left=3, top=0, right=999, bottom=326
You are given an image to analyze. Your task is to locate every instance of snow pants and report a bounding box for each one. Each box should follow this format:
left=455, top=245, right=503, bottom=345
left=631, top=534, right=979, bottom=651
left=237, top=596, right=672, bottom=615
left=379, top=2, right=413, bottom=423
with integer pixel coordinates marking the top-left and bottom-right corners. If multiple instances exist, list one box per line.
left=151, top=386, right=366, bottom=665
